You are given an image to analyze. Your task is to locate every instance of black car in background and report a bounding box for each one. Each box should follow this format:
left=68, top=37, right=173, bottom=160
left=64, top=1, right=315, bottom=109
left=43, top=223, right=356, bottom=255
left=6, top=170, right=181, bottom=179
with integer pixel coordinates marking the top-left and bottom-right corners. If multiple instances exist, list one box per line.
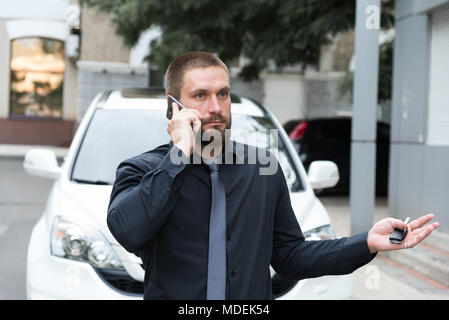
left=284, top=117, right=390, bottom=196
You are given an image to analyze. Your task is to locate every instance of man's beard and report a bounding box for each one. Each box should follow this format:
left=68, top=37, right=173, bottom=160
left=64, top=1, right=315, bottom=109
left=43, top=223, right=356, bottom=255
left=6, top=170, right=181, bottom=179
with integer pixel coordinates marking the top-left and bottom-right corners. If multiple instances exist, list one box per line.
left=198, top=113, right=232, bottom=147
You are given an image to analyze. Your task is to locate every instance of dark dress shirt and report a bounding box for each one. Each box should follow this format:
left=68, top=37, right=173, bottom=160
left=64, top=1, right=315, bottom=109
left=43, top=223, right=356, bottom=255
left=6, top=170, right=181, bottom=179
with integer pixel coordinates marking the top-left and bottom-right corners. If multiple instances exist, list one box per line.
left=107, top=140, right=376, bottom=300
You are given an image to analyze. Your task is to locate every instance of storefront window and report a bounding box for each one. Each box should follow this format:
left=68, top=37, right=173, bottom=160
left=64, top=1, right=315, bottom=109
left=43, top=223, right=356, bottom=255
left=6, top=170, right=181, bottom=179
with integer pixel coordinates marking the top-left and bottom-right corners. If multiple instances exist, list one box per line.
left=10, top=37, right=65, bottom=118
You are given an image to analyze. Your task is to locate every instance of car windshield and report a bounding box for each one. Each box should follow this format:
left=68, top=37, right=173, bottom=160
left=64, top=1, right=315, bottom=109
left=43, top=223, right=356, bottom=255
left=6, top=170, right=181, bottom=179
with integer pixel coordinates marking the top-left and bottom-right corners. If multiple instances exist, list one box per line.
left=71, top=108, right=303, bottom=191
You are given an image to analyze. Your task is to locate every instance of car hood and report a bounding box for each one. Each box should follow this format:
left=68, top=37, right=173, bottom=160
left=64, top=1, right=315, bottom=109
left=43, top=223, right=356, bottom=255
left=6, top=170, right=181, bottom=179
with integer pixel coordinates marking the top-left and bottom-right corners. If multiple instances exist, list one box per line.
left=49, top=179, right=145, bottom=281
left=49, top=180, right=118, bottom=245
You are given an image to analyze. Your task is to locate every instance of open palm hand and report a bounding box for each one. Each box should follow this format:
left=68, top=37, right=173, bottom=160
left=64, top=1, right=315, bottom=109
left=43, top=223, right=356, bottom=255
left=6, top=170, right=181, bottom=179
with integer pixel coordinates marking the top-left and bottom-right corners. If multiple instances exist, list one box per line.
left=367, top=214, right=439, bottom=254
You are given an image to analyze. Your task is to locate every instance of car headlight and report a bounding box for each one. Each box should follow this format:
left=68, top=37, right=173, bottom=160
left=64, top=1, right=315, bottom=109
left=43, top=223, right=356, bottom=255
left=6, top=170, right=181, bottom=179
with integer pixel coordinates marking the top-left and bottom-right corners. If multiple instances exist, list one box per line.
left=50, top=216, right=124, bottom=270
left=303, top=225, right=338, bottom=241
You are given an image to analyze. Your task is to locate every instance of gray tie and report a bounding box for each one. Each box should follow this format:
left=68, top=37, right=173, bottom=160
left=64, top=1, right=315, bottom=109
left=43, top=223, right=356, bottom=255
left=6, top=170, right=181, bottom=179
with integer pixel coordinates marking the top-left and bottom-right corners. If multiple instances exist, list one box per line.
left=206, top=162, right=227, bottom=300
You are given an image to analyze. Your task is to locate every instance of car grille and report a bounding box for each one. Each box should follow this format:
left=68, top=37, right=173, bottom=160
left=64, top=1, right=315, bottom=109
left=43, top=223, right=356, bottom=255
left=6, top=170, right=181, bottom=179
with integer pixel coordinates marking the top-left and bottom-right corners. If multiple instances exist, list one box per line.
left=95, top=268, right=144, bottom=295
left=96, top=267, right=295, bottom=298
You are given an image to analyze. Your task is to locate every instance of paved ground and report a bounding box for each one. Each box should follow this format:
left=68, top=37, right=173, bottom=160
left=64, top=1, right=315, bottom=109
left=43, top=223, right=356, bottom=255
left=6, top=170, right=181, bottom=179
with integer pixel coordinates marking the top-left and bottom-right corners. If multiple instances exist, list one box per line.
left=1, top=155, right=448, bottom=300
left=320, top=195, right=449, bottom=300
left=0, top=158, right=54, bottom=299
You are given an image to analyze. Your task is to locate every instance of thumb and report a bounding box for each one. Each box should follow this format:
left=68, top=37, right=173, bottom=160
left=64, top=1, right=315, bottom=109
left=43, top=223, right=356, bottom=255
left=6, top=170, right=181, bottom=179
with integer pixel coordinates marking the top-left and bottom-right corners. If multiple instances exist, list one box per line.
left=390, top=218, right=408, bottom=230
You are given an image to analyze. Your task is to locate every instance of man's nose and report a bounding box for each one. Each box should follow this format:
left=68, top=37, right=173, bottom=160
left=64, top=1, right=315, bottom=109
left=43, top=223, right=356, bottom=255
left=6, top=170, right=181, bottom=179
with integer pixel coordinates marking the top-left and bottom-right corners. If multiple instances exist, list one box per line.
left=207, top=95, right=221, bottom=114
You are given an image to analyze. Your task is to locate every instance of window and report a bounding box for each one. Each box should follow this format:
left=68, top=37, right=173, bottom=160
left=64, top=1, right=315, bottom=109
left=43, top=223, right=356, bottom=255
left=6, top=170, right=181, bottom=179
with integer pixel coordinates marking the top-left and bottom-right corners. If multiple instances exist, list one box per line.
left=10, top=37, right=65, bottom=118
left=231, top=114, right=303, bottom=192
left=427, top=7, right=449, bottom=146
left=71, top=109, right=171, bottom=185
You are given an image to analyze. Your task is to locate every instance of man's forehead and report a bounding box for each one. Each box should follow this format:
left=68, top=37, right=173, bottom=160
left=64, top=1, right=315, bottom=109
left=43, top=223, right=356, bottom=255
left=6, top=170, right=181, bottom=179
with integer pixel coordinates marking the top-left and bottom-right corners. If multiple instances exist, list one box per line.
left=182, top=66, right=230, bottom=88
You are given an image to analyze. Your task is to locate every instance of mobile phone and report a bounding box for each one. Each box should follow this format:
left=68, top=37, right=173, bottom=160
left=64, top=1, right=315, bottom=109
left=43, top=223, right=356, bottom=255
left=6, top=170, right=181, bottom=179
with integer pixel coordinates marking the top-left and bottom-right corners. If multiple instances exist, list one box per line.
left=166, top=95, right=186, bottom=120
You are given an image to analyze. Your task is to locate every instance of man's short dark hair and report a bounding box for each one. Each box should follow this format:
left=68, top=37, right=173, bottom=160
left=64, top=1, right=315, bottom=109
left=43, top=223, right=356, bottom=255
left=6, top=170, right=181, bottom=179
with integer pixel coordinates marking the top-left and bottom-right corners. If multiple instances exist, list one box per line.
left=165, top=51, right=230, bottom=100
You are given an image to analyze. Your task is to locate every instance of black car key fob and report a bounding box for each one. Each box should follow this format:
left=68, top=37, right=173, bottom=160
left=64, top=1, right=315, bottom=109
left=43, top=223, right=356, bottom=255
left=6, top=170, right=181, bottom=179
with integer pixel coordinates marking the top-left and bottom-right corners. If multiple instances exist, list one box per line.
left=389, top=217, right=410, bottom=244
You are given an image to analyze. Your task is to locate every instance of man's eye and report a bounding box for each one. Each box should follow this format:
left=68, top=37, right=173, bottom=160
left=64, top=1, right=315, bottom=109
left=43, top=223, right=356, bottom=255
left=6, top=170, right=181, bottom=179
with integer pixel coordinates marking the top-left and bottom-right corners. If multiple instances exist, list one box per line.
left=219, top=92, right=229, bottom=98
left=196, top=93, right=204, bottom=99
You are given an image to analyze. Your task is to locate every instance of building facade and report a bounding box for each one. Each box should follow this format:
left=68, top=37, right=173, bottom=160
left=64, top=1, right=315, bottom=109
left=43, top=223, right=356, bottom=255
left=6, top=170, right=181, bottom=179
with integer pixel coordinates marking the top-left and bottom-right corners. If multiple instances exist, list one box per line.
left=0, top=0, right=357, bottom=147
left=0, top=0, right=150, bottom=147
left=389, top=0, right=449, bottom=232
left=0, top=0, right=77, bottom=146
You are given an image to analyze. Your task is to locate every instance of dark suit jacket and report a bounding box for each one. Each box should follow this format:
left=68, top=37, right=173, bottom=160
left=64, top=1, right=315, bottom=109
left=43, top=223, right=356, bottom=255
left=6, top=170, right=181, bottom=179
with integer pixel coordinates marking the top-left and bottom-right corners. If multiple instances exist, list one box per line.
left=107, top=141, right=377, bottom=299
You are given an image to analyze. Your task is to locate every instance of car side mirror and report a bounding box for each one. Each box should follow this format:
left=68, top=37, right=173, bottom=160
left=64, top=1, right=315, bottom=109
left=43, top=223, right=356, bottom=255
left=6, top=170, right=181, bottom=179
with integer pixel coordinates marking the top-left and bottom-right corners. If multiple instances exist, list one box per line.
left=308, top=161, right=339, bottom=189
left=23, top=149, right=62, bottom=180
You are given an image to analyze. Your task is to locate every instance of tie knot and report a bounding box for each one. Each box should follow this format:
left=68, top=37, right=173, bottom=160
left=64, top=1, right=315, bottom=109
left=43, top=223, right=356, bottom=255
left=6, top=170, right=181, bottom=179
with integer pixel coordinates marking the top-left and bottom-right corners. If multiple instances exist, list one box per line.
left=206, top=162, right=219, bottom=172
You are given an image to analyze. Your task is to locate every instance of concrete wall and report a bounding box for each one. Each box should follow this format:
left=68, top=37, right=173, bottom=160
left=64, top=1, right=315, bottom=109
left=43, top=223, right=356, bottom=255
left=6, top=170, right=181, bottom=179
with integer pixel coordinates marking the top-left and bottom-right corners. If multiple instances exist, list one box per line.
left=230, top=70, right=350, bottom=126
left=80, top=6, right=130, bottom=63
left=63, top=59, right=78, bottom=120
left=0, top=0, right=69, bottom=20
left=230, top=75, right=265, bottom=107
left=396, top=0, right=449, bottom=18
left=303, top=72, right=351, bottom=119
left=390, top=0, right=449, bottom=232
left=227, top=30, right=355, bottom=126
left=262, top=72, right=305, bottom=124
left=421, top=146, right=449, bottom=230
left=76, top=61, right=148, bottom=121
left=390, top=144, right=449, bottom=232
left=75, top=6, right=151, bottom=122
left=390, top=15, right=429, bottom=145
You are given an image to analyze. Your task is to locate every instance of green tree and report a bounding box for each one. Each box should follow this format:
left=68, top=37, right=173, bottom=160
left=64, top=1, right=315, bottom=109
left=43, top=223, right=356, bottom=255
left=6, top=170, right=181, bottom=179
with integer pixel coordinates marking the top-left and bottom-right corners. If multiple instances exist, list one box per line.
left=84, top=0, right=394, bottom=82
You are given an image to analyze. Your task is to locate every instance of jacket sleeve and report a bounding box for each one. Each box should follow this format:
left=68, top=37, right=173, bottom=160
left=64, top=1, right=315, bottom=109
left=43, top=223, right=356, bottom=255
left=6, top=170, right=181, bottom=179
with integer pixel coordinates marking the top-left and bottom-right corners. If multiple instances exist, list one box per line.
left=106, top=146, right=188, bottom=253
left=271, top=167, right=377, bottom=281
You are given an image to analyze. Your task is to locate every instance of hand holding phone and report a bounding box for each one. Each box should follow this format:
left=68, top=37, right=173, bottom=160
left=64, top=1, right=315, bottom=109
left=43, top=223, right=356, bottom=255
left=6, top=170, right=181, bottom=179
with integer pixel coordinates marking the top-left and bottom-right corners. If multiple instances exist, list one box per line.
left=166, top=95, right=202, bottom=157
left=166, top=95, right=186, bottom=120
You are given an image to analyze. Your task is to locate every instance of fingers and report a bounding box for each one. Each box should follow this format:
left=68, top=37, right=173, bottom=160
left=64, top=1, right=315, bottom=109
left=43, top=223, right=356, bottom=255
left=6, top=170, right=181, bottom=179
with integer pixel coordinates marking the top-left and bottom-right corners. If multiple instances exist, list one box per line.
left=174, top=105, right=202, bottom=121
left=193, top=118, right=202, bottom=134
left=187, top=108, right=203, bottom=120
left=168, top=98, right=203, bottom=128
left=406, top=224, right=437, bottom=248
left=172, top=102, right=179, bottom=116
left=430, top=221, right=441, bottom=229
left=170, top=106, right=201, bottom=127
left=408, top=223, right=439, bottom=247
left=408, top=214, right=436, bottom=232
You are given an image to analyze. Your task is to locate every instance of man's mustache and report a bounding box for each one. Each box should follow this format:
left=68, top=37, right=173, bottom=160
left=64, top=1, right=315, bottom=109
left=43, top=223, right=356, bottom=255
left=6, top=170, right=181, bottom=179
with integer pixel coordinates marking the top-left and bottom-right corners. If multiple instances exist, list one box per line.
left=201, top=114, right=227, bottom=126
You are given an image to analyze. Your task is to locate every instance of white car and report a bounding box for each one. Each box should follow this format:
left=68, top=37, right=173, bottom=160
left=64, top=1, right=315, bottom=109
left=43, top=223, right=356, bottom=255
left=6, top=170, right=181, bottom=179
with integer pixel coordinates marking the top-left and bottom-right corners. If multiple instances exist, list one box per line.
left=24, top=88, right=353, bottom=300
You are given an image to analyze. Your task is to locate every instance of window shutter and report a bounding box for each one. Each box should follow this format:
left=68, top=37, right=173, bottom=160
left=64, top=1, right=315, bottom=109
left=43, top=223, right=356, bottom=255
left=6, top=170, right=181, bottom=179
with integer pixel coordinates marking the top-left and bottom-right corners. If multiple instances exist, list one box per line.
left=427, top=7, right=449, bottom=146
